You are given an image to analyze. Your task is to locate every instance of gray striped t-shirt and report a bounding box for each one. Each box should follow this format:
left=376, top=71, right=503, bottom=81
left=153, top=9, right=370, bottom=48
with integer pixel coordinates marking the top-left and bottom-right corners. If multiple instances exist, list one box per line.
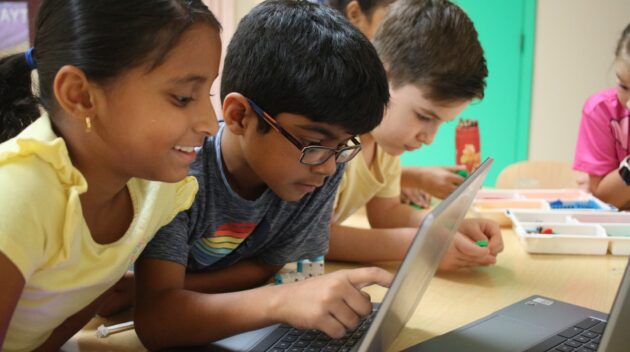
left=141, top=125, right=343, bottom=272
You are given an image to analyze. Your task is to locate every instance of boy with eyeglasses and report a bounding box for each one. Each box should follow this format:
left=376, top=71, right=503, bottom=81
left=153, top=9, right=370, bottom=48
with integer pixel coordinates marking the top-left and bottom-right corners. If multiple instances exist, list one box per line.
left=132, top=1, right=392, bottom=349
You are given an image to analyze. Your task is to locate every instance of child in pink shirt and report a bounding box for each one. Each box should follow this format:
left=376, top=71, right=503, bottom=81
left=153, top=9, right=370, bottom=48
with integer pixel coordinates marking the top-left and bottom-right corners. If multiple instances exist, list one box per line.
left=574, top=23, right=630, bottom=209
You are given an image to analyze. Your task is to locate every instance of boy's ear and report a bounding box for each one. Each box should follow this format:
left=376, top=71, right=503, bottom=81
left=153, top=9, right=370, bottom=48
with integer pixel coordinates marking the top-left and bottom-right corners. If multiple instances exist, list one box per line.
left=222, top=93, right=254, bottom=136
left=53, top=65, right=98, bottom=124
left=345, top=1, right=366, bottom=28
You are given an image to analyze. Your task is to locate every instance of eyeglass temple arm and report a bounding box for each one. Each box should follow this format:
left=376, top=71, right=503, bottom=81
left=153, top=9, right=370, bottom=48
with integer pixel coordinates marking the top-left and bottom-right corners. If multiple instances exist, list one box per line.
left=249, top=102, right=305, bottom=149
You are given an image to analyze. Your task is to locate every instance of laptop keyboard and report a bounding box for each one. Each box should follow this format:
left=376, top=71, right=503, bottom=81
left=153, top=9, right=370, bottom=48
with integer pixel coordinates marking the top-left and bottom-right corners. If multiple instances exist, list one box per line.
left=524, top=317, right=607, bottom=352
left=257, top=311, right=376, bottom=352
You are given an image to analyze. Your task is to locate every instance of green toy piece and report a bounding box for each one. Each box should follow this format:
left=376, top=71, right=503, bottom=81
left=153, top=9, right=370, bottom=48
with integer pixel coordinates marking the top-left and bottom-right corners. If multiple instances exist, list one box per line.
left=475, top=240, right=489, bottom=247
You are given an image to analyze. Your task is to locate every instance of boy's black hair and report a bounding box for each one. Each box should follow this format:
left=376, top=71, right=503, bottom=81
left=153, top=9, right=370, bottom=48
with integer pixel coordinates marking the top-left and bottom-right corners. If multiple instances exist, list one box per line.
left=0, top=0, right=221, bottom=143
left=328, top=0, right=396, bottom=19
left=221, top=0, right=389, bottom=135
left=373, top=0, right=487, bottom=102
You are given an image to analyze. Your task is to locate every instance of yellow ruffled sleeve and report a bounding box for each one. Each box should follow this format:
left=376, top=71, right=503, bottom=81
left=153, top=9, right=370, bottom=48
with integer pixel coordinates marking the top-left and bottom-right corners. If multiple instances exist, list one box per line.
left=0, top=116, right=84, bottom=279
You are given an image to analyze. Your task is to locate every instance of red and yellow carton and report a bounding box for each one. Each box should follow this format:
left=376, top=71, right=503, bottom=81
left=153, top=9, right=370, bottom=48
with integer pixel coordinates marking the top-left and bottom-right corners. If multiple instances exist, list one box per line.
left=455, top=119, right=480, bottom=173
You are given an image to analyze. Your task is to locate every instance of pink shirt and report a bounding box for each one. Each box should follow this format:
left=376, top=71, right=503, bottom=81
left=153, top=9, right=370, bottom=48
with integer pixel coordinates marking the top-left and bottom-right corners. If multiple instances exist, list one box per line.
left=574, top=88, right=629, bottom=176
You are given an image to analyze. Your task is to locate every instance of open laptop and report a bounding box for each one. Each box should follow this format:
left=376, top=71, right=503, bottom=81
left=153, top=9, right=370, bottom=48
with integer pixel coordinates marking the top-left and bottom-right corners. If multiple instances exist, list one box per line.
left=405, top=236, right=630, bottom=352
left=169, top=158, right=493, bottom=352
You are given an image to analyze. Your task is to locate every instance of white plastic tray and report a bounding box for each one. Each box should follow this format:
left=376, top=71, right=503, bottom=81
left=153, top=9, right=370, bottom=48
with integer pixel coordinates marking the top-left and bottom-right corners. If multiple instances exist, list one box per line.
left=472, top=189, right=616, bottom=227
left=601, top=224, right=630, bottom=255
left=507, top=210, right=630, bottom=255
left=514, top=222, right=608, bottom=255
left=476, top=188, right=590, bottom=201
left=471, top=199, right=550, bottom=226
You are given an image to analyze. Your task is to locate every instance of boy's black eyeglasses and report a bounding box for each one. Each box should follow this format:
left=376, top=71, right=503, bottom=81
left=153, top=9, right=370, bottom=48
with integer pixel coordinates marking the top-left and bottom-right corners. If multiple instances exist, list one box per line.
left=246, top=98, right=362, bottom=166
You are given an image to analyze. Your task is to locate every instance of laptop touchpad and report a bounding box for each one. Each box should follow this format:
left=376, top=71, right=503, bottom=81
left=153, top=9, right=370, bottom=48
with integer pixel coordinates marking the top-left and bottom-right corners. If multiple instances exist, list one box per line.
left=409, top=315, right=549, bottom=352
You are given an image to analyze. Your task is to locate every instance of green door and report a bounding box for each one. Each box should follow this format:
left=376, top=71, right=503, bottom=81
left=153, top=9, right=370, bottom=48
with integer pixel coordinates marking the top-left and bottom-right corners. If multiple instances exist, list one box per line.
left=400, top=0, right=536, bottom=186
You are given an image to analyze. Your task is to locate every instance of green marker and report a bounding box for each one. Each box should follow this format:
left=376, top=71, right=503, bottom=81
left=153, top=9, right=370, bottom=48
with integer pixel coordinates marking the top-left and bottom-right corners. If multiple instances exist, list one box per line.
left=455, top=169, right=469, bottom=178
left=475, top=240, right=489, bottom=247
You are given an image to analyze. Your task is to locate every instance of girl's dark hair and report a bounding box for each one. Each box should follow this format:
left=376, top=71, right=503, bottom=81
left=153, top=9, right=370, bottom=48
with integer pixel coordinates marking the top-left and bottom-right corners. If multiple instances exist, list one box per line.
left=615, top=22, right=630, bottom=59
left=0, top=0, right=221, bottom=143
left=328, top=0, right=396, bottom=19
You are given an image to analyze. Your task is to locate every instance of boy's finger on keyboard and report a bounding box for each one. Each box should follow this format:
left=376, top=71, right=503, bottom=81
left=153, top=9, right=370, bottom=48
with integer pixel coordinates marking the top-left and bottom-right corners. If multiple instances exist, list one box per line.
left=341, top=287, right=373, bottom=317
left=318, top=313, right=349, bottom=339
left=329, top=301, right=362, bottom=331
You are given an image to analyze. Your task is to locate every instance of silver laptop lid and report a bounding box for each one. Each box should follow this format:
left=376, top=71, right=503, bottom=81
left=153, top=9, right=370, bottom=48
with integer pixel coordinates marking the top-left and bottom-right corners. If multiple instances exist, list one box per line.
left=598, top=261, right=630, bottom=352
left=358, top=158, right=493, bottom=352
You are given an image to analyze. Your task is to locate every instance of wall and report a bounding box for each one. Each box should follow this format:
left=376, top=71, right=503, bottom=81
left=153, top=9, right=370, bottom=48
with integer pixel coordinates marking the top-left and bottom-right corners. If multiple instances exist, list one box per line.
left=529, top=0, right=630, bottom=162
left=402, top=0, right=536, bottom=186
left=214, top=0, right=630, bottom=166
left=203, top=0, right=262, bottom=117
left=234, top=0, right=263, bottom=19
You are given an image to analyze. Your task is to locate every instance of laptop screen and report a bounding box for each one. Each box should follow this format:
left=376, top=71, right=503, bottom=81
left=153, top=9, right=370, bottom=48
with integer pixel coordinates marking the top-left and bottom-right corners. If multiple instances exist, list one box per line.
left=358, top=158, right=493, bottom=352
left=598, top=261, right=630, bottom=352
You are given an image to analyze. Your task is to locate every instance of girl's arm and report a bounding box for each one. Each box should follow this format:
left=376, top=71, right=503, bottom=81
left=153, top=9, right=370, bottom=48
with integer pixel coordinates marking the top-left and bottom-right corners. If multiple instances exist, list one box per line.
left=0, top=253, right=24, bottom=350
left=588, top=171, right=630, bottom=210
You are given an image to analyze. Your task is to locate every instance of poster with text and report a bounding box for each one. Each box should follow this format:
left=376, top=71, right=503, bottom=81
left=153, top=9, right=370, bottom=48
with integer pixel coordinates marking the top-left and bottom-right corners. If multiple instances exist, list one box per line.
left=0, top=2, right=29, bottom=57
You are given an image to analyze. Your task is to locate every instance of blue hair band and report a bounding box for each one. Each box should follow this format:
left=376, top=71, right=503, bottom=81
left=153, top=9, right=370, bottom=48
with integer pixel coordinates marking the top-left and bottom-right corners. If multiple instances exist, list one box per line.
left=25, top=48, right=37, bottom=70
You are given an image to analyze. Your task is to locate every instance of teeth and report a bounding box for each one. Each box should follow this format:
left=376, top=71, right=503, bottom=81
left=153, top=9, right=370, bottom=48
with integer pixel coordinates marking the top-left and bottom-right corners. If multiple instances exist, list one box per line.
left=174, top=145, right=197, bottom=153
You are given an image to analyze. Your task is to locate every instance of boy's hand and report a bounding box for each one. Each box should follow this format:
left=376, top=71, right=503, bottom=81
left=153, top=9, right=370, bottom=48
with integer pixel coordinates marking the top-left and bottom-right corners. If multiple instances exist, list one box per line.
left=438, top=218, right=503, bottom=271
left=400, top=187, right=432, bottom=208
left=403, top=166, right=467, bottom=200
left=273, top=267, right=393, bottom=339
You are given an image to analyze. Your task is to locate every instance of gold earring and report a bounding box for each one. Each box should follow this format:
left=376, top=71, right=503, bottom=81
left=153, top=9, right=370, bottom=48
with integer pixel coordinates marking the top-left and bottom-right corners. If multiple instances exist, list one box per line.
left=85, top=117, right=92, bottom=133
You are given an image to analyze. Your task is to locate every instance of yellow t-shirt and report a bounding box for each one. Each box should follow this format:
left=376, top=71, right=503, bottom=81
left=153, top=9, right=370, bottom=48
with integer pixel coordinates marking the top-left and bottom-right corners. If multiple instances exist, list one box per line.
left=333, top=140, right=401, bottom=224
left=0, top=115, right=198, bottom=352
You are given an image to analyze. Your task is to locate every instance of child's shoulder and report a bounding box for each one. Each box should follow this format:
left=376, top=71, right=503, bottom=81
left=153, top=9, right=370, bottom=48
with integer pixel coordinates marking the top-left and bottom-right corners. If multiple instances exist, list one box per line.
left=1, top=152, right=68, bottom=202
left=341, top=143, right=399, bottom=185
left=583, top=88, right=621, bottom=115
left=0, top=129, right=80, bottom=208
left=0, top=156, right=67, bottom=236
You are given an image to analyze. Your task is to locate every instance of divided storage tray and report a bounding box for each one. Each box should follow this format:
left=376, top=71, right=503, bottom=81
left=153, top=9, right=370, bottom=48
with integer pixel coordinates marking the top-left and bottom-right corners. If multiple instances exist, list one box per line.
left=507, top=210, right=630, bottom=255
left=471, top=189, right=616, bottom=226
